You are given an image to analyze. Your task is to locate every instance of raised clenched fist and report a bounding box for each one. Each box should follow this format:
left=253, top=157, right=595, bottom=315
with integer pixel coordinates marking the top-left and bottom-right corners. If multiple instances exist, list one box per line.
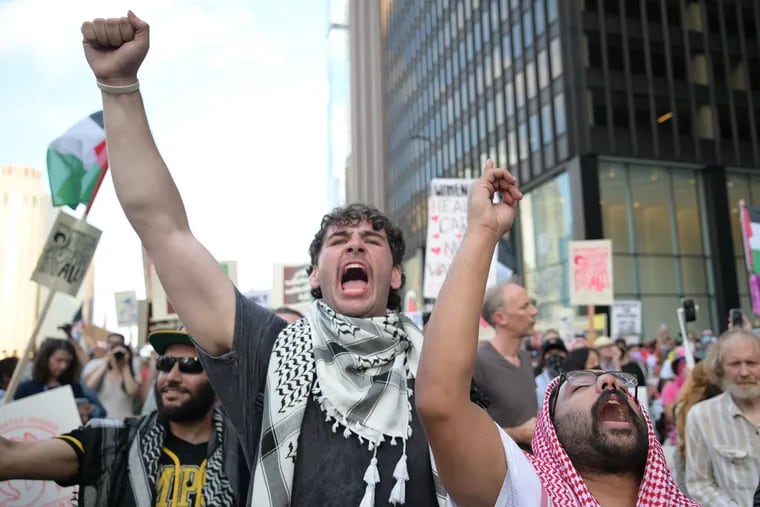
left=81, top=11, right=150, bottom=86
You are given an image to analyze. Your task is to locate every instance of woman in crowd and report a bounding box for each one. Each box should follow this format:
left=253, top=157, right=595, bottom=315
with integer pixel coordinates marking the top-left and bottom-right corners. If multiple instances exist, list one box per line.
left=84, top=342, right=140, bottom=418
left=15, top=339, right=86, bottom=400
left=673, top=361, right=722, bottom=492
left=560, top=346, right=600, bottom=372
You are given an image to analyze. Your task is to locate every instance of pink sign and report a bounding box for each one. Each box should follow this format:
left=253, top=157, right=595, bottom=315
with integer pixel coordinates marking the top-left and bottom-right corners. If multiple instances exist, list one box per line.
left=569, top=240, right=614, bottom=306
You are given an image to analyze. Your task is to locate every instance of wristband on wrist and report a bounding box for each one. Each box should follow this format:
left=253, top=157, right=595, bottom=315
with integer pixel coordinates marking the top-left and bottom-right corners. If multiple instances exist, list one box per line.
left=97, top=80, right=140, bottom=95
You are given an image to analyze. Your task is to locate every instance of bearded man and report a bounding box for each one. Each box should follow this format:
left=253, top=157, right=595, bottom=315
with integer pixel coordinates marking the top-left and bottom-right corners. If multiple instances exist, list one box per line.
left=686, top=329, right=760, bottom=506
left=0, top=329, right=248, bottom=507
left=415, top=161, right=696, bottom=506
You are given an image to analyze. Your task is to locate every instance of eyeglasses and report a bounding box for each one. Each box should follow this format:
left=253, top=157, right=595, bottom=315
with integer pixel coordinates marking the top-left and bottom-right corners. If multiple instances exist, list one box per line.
left=156, top=356, right=204, bottom=374
left=549, top=370, right=638, bottom=418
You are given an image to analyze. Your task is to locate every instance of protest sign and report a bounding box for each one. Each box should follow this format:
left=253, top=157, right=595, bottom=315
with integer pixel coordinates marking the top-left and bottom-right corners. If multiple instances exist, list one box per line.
left=423, top=178, right=498, bottom=299
left=569, top=240, right=614, bottom=306
left=0, top=386, right=81, bottom=507
left=114, top=290, right=138, bottom=328
left=31, top=211, right=101, bottom=297
left=611, top=300, right=642, bottom=340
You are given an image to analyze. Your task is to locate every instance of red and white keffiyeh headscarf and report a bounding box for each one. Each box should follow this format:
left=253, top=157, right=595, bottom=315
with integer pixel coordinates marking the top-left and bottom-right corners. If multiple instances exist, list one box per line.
left=528, top=377, right=698, bottom=506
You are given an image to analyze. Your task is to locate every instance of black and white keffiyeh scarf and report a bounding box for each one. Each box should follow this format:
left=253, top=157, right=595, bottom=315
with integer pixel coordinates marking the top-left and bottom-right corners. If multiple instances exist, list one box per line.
left=129, top=406, right=233, bottom=506
left=251, top=300, right=447, bottom=507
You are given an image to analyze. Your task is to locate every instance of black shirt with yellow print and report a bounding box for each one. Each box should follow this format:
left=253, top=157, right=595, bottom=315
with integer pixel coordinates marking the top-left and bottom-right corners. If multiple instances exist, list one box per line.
left=55, top=418, right=247, bottom=507
left=156, top=433, right=208, bottom=507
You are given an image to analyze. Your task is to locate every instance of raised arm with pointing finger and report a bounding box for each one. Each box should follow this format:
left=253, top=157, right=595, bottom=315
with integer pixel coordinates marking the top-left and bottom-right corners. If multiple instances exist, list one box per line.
left=416, top=162, right=696, bottom=507
left=81, top=12, right=236, bottom=355
left=416, top=160, right=523, bottom=507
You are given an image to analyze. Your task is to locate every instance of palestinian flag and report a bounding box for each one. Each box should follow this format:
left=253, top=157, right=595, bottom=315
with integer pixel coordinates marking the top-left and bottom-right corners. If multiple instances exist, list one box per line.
left=740, top=203, right=760, bottom=275
left=46, top=111, right=108, bottom=209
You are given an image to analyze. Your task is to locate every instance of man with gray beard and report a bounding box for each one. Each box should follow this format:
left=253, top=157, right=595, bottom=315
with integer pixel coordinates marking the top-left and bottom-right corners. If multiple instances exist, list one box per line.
left=0, top=329, right=248, bottom=507
left=685, top=329, right=760, bottom=506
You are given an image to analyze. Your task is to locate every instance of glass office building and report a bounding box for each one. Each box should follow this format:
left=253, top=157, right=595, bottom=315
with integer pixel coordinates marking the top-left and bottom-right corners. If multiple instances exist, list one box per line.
left=384, top=0, right=760, bottom=335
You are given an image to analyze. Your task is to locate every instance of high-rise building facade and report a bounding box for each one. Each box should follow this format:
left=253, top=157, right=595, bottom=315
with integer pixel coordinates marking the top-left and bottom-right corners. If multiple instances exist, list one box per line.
left=0, top=166, right=49, bottom=356
left=383, top=0, right=760, bottom=335
left=326, top=0, right=351, bottom=209
left=346, top=0, right=393, bottom=208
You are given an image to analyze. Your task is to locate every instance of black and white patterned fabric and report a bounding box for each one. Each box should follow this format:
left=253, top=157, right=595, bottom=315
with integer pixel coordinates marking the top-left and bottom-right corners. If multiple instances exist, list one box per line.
left=251, top=300, right=446, bottom=507
left=135, top=407, right=234, bottom=506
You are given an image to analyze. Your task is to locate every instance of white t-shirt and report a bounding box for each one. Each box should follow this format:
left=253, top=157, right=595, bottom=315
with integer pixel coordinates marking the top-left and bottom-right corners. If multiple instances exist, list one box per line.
left=448, top=426, right=549, bottom=507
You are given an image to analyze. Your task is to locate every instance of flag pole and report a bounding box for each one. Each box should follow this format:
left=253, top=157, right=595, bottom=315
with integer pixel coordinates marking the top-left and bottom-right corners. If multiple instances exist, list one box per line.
left=3, top=169, right=106, bottom=405
left=2, top=289, right=57, bottom=405
left=84, top=166, right=109, bottom=217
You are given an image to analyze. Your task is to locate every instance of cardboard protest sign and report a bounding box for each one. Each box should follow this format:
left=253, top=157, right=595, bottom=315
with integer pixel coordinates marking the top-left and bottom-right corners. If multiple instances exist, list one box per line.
left=31, top=211, right=101, bottom=297
left=423, top=179, right=498, bottom=299
left=424, top=179, right=472, bottom=299
left=569, top=240, right=614, bottom=306
left=0, top=386, right=82, bottom=507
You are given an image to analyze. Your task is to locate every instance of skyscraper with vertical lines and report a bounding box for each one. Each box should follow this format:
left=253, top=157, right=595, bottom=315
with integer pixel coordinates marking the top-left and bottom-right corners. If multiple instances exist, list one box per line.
left=378, top=0, right=759, bottom=335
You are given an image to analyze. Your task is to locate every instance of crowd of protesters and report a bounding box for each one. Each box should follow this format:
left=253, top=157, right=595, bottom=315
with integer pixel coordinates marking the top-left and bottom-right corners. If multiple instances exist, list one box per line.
left=3, top=10, right=760, bottom=506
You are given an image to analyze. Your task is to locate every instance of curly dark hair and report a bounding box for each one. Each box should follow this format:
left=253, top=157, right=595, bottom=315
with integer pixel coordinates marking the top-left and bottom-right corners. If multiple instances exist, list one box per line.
left=307, top=203, right=406, bottom=311
left=32, top=338, right=81, bottom=386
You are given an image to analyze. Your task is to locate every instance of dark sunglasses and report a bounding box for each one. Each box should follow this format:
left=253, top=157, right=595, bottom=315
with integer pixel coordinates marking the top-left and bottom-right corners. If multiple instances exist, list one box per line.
left=549, top=370, right=638, bottom=418
left=156, top=356, right=204, bottom=374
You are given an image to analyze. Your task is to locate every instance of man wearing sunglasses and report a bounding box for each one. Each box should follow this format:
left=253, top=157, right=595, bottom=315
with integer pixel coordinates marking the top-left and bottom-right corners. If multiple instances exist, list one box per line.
left=416, top=162, right=695, bottom=506
left=0, top=329, right=248, bottom=507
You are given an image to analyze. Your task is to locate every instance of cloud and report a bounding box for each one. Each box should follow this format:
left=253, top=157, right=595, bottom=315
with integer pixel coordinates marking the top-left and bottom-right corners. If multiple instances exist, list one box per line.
left=0, top=0, right=332, bottom=333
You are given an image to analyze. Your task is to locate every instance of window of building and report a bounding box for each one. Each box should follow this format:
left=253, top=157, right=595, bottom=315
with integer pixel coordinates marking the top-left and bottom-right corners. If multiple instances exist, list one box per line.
left=607, top=34, right=624, bottom=71
left=529, top=112, right=540, bottom=152
left=538, top=49, right=549, bottom=89
left=519, top=121, right=529, bottom=160
left=498, top=138, right=507, bottom=166
left=508, top=130, right=518, bottom=165
left=526, top=61, right=537, bottom=98
left=541, top=102, right=553, bottom=143
left=506, top=82, right=515, bottom=116
left=516, top=71, right=525, bottom=108
left=496, top=90, right=505, bottom=124
left=512, top=20, right=523, bottom=58
left=468, top=29, right=476, bottom=62
left=629, top=39, right=646, bottom=74
left=535, top=0, right=545, bottom=37
left=554, top=93, right=566, bottom=135
left=524, top=9, right=533, bottom=49
left=519, top=172, right=573, bottom=310
left=502, top=32, right=512, bottom=70
left=482, top=11, right=490, bottom=43
left=550, top=37, right=562, bottom=79
left=611, top=91, right=629, bottom=129
left=547, top=0, right=558, bottom=23
left=599, top=161, right=715, bottom=334
left=487, top=98, right=495, bottom=132
left=494, top=44, right=502, bottom=79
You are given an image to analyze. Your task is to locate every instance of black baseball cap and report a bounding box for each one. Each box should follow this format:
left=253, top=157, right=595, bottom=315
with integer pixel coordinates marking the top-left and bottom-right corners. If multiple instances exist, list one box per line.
left=540, top=337, right=567, bottom=357
left=148, top=328, right=194, bottom=355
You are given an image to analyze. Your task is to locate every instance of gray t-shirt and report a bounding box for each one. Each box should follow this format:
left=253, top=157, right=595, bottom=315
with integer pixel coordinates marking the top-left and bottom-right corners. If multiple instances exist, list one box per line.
left=473, top=341, right=537, bottom=433
left=197, top=289, right=438, bottom=506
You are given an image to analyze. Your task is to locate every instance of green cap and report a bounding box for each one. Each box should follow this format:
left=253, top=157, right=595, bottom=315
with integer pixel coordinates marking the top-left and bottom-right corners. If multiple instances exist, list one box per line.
left=148, top=328, right=194, bottom=355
